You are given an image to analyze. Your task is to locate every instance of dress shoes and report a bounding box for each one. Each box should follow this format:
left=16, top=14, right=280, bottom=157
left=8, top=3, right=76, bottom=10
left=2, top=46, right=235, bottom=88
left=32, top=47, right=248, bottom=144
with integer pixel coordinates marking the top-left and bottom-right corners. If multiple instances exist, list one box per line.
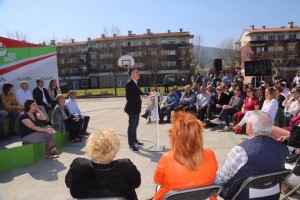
left=129, top=146, right=139, bottom=152
left=134, top=141, right=144, bottom=146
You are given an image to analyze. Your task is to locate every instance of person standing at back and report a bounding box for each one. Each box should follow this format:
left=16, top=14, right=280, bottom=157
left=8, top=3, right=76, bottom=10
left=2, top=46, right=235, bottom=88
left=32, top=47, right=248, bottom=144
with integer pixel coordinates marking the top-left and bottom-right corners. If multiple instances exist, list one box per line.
left=124, top=68, right=144, bottom=152
left=33, top=78, right=53, bottom=112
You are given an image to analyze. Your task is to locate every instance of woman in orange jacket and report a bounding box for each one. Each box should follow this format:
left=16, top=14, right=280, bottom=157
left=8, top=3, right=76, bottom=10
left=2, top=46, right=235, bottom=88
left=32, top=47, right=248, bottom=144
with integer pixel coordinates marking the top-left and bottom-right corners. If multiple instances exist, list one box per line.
left=152, top=111, right=218, bottom=200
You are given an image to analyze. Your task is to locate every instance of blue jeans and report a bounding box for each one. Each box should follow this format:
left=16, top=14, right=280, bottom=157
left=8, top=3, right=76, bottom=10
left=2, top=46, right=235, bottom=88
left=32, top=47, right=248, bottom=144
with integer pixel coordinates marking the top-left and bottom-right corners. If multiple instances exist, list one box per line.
left=7, top=110, right=18, bottom=131
left=0, top=111, right=5, bottom=135
left=219, top=109, right=236, bottom=126
left=127, top=114, right=140, bottom=147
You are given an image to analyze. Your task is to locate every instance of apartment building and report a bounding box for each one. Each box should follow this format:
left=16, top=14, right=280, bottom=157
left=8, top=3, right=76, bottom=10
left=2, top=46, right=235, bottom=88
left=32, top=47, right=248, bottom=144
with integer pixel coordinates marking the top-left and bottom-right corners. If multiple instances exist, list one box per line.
left=55, top=29, right=194, bottom=89
left=238, top=22, right=300, bottom=83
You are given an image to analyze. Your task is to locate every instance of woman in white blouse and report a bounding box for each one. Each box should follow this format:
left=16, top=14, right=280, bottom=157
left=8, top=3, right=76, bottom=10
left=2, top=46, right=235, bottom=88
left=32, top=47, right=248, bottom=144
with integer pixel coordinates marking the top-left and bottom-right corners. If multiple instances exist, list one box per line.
left=232, top=87, right=278, bottom=132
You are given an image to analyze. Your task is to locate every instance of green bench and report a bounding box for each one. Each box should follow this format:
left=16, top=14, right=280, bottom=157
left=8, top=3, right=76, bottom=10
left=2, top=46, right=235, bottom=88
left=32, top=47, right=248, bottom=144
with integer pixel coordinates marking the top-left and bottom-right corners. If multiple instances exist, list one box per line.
left=0, top=131, right=69, bottom=173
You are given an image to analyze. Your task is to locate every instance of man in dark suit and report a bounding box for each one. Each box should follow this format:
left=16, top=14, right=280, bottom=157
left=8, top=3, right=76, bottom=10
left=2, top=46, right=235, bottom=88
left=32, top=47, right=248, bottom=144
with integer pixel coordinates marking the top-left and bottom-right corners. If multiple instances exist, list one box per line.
left=124, top=68, right=144, bottom=152
left=33, top=78, right=52, bottom=112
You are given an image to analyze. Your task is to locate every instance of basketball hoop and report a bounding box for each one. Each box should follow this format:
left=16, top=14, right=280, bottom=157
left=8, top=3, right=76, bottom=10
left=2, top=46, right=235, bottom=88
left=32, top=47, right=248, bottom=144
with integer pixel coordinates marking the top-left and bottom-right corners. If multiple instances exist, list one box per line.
left=118, top=55, right=135, bottom=69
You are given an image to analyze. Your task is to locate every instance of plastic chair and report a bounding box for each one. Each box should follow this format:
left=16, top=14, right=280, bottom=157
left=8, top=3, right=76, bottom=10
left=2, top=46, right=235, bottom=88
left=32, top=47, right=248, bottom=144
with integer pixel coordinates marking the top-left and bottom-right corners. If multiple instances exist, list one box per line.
left=231, top=169, right=292, bottom=200
left=163, top=184, right=222, bottom=200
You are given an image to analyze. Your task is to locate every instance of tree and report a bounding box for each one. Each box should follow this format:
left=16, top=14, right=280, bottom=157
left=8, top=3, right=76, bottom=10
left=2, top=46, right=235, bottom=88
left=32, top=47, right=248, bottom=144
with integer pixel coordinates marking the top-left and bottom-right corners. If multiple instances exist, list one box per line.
left=137, top=41, right=167, bottom=86
left=192, top=35, right=207, bottom=70
left=215, top=37, right=239, bottom=73
left=56, top=38, right=81, bottom=87
left=96, top=27, right=123, bottom=95
left=6, top=30, right=30, bottom=42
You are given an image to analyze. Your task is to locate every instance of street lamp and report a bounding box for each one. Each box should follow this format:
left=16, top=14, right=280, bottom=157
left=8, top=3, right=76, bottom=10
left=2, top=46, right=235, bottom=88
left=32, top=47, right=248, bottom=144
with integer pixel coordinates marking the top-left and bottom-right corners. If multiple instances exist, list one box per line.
left=81, top=66, right=88, bottom=92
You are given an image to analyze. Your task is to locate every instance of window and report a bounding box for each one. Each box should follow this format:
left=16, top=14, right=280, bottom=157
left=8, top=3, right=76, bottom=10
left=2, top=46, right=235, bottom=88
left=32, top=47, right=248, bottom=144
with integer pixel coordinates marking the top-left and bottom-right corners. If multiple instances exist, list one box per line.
left=127, top=42, right=131, bottom=46
left=268, top=35, right=276, bottom=40
left=289, top=34, right=296, bottom=40
left=169, top=40, right=175, bottom=44
left=256, top=36, right=262, bottom=41
left=277, top=34, right=284, bottom=40
left=150, top=40, right=157, bottom=45
left=141, top=41, right=146, bottom=46
left=256, top=47, right=264, bottom=54
left=181, top=40, right=187, bottom=45
left=81, top=80, right=88, bottom=88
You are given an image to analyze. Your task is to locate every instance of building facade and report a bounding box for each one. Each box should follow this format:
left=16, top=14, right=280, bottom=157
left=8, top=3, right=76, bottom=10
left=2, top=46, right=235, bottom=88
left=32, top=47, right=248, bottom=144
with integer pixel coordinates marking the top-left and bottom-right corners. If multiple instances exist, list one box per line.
left=55, top=29, right=194, bottom=90
left=238, top=22, right=300, bottom=83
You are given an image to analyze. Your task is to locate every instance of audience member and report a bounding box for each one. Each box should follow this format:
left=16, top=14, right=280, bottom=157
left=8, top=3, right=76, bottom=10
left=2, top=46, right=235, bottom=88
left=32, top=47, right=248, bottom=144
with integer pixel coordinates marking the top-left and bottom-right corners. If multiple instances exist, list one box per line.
left=52, top=94, right=82, bottom=142
left=272, top=110, right=300, bottom=140
left=0, top=109, right=9, bottom=140
left=33, top=78, right=53, bottom=112
left=281, top=81, right=290, bottom=97
left=218, top=111, right=288, bottom=200
left=206, top=85, right=230, bottom=120
left=15, top=81, right=33, bottom=105
left=222, top=71, right=232, bottom=87
left=257, top=85, right=266, bottom=109
left=293, top=71, right=300, bottom=85
left=210, top=87, right=244, bottom=131
left=282, top=87, right=300, bottom=122
left=232, top=87, right=278, bottom=132
left=18, top=99, right=59, bottom=159
left=173, top=85, right=182, bottom=100
left=65, top=129, right=141, bottom=199
left=15, top=80, right=50, bottom=123
left=273, top=69, right=282, bottom=84
left=66, top=90, right=90, bottom=135
left=141, top=87, right=158, bottom=120
left=48, top=79, right=61, bottom=107
left=275, top=85, right=286, bottom=110
left=163, top=76, right=169, bottom=95
left=174, top=85, right=195, bottom=112
left=232, top=86, right=259, bottom=134
left=194, top=85, right=211, bottom=122
left=159, top=87, right=179, bottom=124
left=1, top=83, right=21, bottom=135
left=152, top=112, right=218, bottom=200
left=191, top=82, right=200, bottom=96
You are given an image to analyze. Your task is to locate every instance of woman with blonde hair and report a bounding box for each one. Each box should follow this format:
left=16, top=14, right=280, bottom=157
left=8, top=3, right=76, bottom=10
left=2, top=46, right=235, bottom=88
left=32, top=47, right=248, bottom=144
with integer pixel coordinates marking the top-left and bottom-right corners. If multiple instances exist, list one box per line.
left=152, top=111, right=218, bottom=200
left=65, top=129, right=141, bottom=199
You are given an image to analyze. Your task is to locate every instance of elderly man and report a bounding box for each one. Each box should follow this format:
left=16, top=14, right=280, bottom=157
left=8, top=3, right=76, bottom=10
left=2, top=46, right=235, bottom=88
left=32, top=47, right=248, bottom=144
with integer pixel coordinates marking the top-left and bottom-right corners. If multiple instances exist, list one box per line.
left=218, top=111, right=288, bottom=200
left=174, top=85, right=195, bottom=112
left=194, top=85, right=211, bottom=122
left=66, top=90, right=90, bottom=135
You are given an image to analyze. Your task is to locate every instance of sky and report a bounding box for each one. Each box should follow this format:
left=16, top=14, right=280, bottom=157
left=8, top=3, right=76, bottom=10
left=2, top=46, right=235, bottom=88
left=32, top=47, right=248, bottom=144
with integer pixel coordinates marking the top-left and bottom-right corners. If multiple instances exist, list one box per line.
left=0, top=0, right=300, bottom=47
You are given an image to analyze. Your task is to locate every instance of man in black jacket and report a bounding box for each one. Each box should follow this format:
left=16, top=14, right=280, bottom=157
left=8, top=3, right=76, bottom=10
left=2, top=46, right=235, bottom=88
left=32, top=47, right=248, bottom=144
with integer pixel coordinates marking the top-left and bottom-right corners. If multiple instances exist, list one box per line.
left=124, top=68, right=145, bottom=152
left=33, top=78, right=52, bottom=112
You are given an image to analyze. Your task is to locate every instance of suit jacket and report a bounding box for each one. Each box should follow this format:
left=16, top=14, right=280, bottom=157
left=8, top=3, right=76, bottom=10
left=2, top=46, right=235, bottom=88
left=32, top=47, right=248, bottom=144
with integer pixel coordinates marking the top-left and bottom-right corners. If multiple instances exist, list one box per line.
left=33, top=86, right=52, bottom=107
left=124, top=79, right=144, bottom=114
left=65, top=158, right=141, bottom=200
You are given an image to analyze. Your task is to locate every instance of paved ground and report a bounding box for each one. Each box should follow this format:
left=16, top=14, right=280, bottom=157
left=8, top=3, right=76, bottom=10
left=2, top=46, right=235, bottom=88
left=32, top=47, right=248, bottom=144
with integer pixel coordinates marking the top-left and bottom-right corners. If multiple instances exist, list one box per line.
left=0, top=97, right=247, bottom=200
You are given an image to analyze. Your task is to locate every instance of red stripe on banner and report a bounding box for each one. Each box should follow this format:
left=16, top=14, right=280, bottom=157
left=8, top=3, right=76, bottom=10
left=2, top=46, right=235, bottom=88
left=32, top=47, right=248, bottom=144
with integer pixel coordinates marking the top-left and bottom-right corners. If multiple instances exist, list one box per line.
left=0, top=37, right=45, bottom=48
left=0, top=54, right=56, bottom=75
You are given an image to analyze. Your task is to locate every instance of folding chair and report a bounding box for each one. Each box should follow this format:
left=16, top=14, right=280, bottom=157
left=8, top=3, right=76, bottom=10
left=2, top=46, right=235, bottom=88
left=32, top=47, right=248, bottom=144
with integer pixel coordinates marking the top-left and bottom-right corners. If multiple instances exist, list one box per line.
left=231, top=169, right=292, bottom=200
left=282, top=182, right=300, bottom=199
left=163, top=184, right=222, bottom=200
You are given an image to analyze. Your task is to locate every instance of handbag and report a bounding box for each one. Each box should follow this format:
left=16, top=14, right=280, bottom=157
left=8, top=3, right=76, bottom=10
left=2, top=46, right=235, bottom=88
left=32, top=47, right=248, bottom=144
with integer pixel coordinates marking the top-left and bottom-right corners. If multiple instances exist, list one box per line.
left=288, top=126, right=300, bottom=148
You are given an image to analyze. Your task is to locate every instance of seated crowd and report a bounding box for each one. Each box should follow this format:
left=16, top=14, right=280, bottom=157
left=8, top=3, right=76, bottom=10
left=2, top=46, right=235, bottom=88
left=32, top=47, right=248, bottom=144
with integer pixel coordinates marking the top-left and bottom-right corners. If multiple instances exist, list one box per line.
left=2, top=70, right=300, bottom=199
left=0, top=78, right=90, bottom=159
